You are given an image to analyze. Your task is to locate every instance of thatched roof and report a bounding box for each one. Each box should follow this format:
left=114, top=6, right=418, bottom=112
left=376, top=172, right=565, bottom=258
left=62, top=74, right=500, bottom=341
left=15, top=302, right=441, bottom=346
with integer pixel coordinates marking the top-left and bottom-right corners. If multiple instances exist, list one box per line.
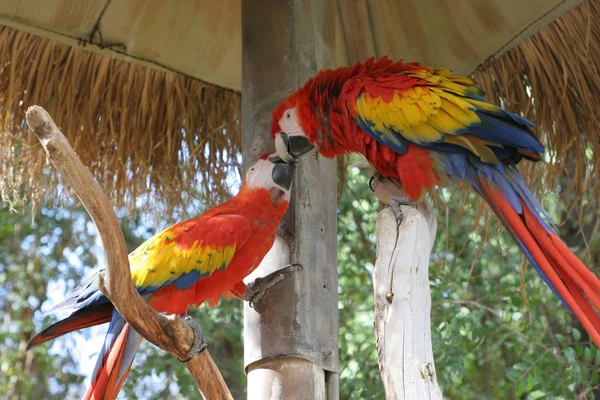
left=0, top=0, right=597, bottom=214
left=474, top=0, right=600, bottom=207
left=0, top=26, right=241, bottom=214
left=0, top=0, right=576, bottom=91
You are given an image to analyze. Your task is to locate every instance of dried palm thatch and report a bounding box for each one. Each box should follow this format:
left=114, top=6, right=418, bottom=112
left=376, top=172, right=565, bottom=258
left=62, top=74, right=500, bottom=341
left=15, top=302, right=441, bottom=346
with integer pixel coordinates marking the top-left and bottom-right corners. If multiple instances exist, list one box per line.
left=471, top=0, right=600, bottom=277
left=0, top=25, right=241, bottom=216
left=2, top=0, right=600, bottom=218
left=474, top=0, right=600, bottom=211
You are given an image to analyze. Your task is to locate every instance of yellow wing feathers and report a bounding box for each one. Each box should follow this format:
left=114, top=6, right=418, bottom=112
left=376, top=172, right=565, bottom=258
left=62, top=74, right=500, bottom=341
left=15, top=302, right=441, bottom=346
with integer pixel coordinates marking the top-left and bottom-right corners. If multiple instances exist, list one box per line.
left=128, top=227, right=238, bottom=290
left=409, top=69, right=484, bottom=98
left=353, top=68, right=503, bottom=163
left=356, top=87, right=479, bottom=142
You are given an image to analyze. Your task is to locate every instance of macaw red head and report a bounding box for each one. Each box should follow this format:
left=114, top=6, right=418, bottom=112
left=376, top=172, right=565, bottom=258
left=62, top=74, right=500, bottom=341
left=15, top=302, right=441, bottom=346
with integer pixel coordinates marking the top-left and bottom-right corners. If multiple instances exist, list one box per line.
left=245, top=153, right=296, bottom=203
left=271, top=91, right=318, bottom=163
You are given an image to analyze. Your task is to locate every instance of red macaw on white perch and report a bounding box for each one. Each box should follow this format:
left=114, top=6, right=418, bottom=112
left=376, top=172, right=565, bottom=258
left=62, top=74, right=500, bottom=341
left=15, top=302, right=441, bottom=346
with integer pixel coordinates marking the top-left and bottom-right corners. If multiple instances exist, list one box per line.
left=271, top=56, right=600, bottom=346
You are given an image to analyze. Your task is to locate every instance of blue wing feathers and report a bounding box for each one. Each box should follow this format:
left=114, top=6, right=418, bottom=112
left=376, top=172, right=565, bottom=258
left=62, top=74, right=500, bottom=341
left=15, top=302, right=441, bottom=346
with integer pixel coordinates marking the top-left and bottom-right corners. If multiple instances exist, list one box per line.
left=49, top=265, right=212, bottom=315
left=470, top=113, right=543, bottom=154
left=174, top=270, right=211, bottom=290
left=90, top=310, right=142, bottom=385
left=490, top=168, right=522, bottom=214
left=356, top=115, right=410, bottom=154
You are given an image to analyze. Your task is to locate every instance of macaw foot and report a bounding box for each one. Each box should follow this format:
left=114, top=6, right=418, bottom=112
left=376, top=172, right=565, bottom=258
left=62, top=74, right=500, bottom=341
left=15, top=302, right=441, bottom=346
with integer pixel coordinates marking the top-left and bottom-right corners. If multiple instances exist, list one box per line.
left=243, top=263, right=303, bottom=308
left=369, top=172, right=404, bottom=193
left=368, top=173, right=382, bottom=192
left=178, top=316, right=208, bottom=363
left=386, top=196, right=416, bottom=226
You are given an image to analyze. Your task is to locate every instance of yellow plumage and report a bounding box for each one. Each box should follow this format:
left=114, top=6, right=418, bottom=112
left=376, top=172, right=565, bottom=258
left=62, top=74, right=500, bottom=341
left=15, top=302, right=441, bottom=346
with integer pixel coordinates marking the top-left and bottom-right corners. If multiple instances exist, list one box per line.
left=128, top=228, right=236, bottom=289
left=349, top=66, right=532, bottom=165
left=443, top=135, right=500, bottom=163
left=352, top=73, right=507, bottom=160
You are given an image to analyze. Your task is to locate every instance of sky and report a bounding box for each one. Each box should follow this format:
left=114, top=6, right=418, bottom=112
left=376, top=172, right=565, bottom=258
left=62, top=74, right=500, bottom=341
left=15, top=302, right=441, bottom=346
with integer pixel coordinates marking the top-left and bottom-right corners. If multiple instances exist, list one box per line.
left=44, top=233, right=107, bottom=392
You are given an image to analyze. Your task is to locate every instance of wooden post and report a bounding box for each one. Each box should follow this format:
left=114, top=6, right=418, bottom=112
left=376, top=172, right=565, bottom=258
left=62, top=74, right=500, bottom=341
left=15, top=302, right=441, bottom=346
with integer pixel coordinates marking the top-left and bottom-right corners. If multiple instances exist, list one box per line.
left=241, top=1, right=339, bottom=399
left=372, top=177, right=443, bottom=400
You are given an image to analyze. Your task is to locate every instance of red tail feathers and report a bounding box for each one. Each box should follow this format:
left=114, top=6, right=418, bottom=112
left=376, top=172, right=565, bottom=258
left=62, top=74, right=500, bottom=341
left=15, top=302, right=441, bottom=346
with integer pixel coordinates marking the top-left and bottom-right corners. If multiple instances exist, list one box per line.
left=481, top=179, right=600, bottom=346
left=83, top=322, right=141, bottom=400
left=27, top=303, right=113, bottom=350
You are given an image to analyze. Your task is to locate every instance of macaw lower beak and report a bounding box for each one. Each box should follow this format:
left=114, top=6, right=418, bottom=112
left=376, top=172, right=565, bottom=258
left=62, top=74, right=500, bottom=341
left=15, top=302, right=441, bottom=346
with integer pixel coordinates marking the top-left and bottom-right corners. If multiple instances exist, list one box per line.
left=274, top=132, right=315, bottom=162
left=269, top=154, right=296, bottom=190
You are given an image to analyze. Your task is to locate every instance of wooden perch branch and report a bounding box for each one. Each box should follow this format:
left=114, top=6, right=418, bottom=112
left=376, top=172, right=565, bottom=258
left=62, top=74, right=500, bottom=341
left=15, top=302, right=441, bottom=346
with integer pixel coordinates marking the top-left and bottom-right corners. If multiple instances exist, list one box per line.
left=371, top=177, right=443, bottom=400
left=25, top=105, right=232, bottom=400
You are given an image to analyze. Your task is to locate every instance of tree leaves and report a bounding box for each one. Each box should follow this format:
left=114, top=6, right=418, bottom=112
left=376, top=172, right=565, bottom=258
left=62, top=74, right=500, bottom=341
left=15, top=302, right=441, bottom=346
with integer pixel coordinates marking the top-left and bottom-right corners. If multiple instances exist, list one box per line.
left=3, top=159, right=599, bottom=399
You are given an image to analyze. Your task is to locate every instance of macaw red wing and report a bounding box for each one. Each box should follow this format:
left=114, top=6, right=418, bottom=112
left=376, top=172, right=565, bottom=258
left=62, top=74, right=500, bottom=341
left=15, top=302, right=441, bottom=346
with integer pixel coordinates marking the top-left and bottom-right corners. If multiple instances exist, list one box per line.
left=338, top=60, right=600, bottom=346
left=46, top=213, right=254, bottom=316
left=129, top=213, right=253, bottom=292
left=341, top=66, right=543, bottom=165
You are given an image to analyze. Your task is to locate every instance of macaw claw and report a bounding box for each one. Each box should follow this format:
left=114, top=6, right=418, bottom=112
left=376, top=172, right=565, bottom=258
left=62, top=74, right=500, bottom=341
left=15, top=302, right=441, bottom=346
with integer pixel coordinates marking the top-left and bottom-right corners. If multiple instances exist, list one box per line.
left=244, top=263, right=304, bottom=308
left=369, top=172, right=385, bottom=192
left=386, top=197, right=416, bottom=226
left=178, top=316, right=208, bottom=363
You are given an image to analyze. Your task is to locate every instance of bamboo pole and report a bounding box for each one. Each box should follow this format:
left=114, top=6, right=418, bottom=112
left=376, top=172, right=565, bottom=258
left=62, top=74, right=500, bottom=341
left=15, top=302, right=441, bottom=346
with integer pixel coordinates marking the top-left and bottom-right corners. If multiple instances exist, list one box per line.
left=371, top=177, right=443, bottom=400
left=241, top=1, right=339, bottom=399
left=25, top=105, right=233, bottom=400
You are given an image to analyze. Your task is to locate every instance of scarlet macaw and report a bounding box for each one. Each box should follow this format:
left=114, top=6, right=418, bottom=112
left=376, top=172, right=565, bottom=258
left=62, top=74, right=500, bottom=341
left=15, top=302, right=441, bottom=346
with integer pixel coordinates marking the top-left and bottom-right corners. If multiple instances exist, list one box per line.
left=271, top=56, right=600, bottom=346
left=28, top=154, right=296, bottom=399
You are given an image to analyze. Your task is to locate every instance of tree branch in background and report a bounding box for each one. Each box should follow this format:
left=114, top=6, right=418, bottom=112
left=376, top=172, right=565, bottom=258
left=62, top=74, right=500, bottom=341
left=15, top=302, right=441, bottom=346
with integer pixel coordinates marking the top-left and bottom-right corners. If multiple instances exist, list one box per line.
left=25, top=105, right=232, bottom=400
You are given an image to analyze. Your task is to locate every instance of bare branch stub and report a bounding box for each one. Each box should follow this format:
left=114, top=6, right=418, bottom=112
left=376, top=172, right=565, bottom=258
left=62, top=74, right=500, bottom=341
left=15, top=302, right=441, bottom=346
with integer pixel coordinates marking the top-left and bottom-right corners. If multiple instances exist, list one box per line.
left=25, top=105, right=232, bottom=400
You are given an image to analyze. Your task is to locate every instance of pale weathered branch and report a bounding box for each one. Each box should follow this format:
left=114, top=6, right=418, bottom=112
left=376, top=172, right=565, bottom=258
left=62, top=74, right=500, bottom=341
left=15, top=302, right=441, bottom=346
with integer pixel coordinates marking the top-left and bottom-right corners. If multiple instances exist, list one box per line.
left=25, top=105, right=232, bottom=400
left=371, top=177, right=442, bottom=400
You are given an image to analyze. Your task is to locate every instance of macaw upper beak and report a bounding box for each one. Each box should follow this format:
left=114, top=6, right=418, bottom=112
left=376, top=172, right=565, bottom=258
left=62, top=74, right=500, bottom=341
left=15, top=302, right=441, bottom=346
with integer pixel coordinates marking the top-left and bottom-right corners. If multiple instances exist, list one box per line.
left=269, top=154, right=296, bottom=191
left=274, top=132, right=315, bottom=162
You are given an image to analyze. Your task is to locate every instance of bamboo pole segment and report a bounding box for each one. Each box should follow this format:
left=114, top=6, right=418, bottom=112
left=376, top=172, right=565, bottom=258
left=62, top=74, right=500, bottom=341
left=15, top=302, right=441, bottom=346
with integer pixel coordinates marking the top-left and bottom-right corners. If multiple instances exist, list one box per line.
left=25, top=105, right=232, bottom=400
left=247, top=357, right=327, bottom=399
left=241, top=1, right=339, bottom=399
left=371, top=177, right=443, bottom=400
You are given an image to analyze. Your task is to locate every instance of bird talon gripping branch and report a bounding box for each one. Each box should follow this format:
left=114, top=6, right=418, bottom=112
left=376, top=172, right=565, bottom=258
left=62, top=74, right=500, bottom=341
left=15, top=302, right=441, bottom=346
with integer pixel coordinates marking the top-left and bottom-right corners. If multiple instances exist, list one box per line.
left=385, top=198, right=414, bottom=226
left=179, top=316, right=208, bottom=363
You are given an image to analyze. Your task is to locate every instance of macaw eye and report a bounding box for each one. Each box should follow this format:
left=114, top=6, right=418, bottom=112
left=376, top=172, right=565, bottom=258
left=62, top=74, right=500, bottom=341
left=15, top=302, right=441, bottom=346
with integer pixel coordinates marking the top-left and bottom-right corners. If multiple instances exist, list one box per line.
left=249, top=167, right=256, bottom=173
left=286, top=112, right=291, bottom=119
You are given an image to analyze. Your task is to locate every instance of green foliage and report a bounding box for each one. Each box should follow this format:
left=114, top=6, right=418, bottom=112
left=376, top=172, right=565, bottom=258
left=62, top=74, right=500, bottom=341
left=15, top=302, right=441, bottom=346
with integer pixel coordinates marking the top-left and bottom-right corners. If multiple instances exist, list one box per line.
left=122, top=300, right=245, bottom=399
left=0, top=207, right=95, bottom=399
left=428, top=184, right=599, bottom=400
left=2, top=161, right=599, bottom=399
left=333, top=160, right=600, bottom=399
left=337, top=166, right=383, bottom=400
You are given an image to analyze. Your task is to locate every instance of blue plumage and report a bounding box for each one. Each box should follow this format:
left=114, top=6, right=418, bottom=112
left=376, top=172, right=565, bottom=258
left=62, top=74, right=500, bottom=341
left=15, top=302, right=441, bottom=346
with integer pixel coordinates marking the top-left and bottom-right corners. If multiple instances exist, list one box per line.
left=356, top=115, right=409, bottom=154
left=174, top=270, right=211, bottom=290
left=90, top=310, right=142, bottom=392
left=461, top=163, right=568, bottom=310
left=471, top=113, right=543, bottom=154
left=490, top=168, right=522, bottom=214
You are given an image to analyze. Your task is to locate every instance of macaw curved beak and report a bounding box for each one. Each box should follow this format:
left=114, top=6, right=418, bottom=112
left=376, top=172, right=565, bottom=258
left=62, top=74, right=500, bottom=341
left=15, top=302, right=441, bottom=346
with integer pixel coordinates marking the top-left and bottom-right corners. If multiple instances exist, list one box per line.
left=274, top=132, right=315, bottom=162
left=269, top=154, right=296, bottom=191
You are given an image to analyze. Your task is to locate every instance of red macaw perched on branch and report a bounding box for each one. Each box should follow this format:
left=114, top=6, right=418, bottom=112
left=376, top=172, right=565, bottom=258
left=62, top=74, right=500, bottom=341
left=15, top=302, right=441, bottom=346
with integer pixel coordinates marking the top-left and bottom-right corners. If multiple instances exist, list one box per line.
left=271, top=56, right=600, bottom=346
left=27, top=154, right=296, bottom=400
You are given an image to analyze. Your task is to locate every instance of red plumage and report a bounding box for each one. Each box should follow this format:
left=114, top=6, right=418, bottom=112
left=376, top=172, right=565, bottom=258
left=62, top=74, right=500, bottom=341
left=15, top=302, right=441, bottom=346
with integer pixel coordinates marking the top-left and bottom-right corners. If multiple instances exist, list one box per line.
left=29, top=156, right=292, bottom=399
left=272, top=56, right=600, bottom=347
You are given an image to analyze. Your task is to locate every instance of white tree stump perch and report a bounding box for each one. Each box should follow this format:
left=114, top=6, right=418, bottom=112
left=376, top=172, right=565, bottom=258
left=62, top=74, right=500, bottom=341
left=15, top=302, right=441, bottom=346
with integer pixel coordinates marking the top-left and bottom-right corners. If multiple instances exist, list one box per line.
left=372, top=177, right=443, bottom=400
